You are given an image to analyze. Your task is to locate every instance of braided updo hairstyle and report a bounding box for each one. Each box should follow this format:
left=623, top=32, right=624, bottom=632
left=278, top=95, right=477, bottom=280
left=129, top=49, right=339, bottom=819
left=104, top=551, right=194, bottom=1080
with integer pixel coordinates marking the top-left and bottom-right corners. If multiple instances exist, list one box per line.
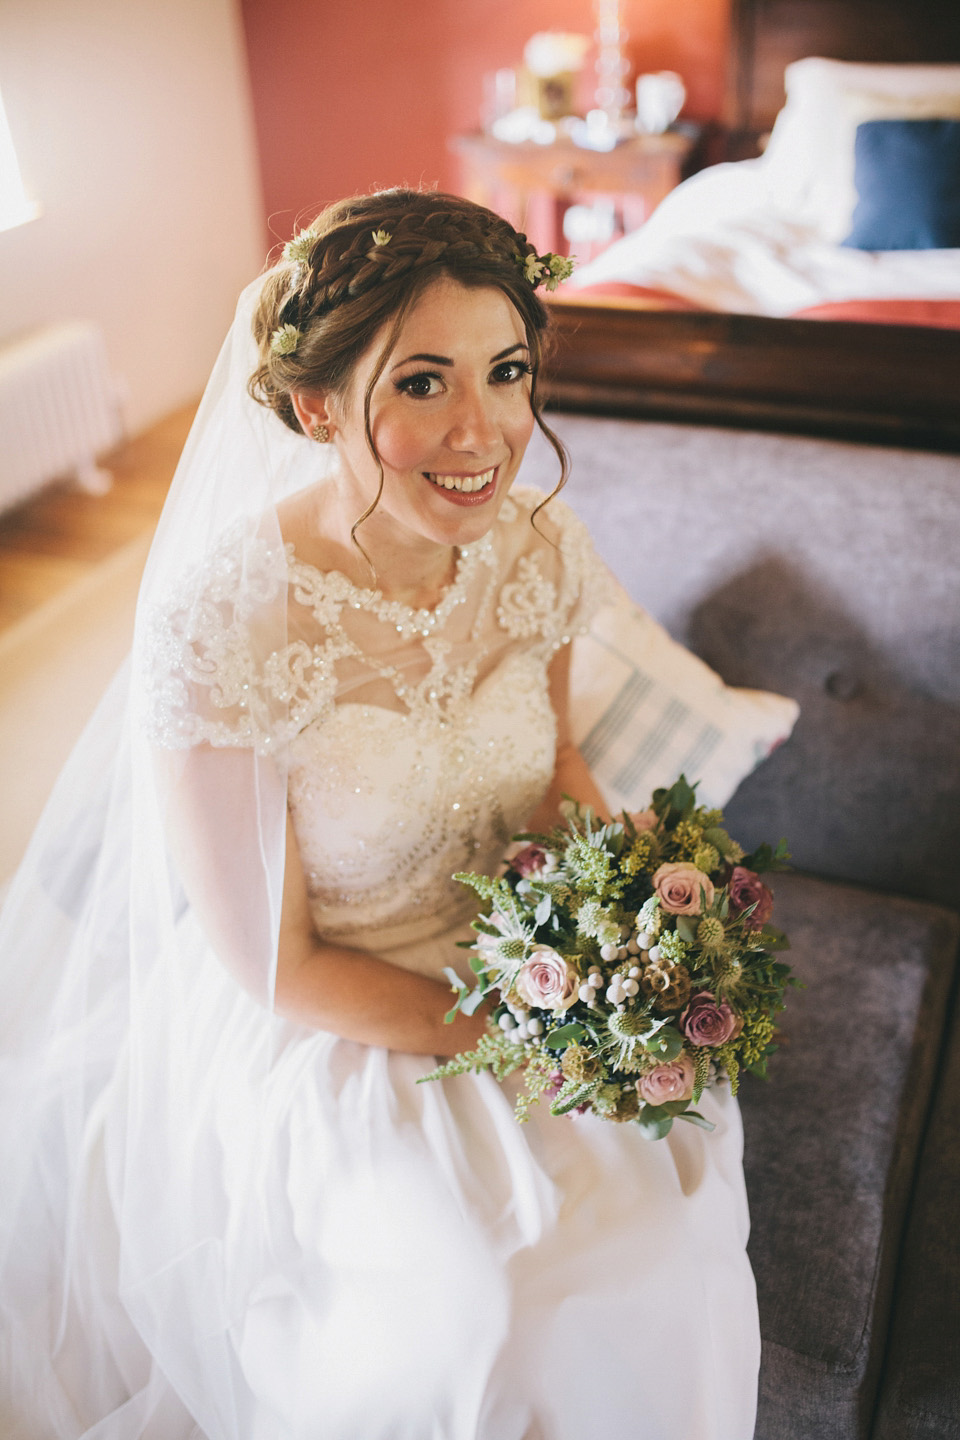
left=249, top=190, right=568, bottom=535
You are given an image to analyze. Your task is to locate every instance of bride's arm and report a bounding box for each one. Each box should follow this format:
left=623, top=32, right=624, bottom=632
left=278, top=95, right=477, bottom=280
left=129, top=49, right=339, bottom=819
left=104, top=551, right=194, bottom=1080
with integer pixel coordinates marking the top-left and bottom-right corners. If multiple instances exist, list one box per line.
left=160, top=745, right=488, bottom=1055
left=525, top=642, right=609, bottom=832
left=274, top=811, right=491, bottom=1055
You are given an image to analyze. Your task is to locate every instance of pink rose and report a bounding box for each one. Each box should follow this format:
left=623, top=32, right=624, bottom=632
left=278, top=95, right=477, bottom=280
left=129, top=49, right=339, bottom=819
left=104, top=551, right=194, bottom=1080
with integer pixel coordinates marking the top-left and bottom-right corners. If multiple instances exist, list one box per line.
left=629, top=809, right=659, bottom=833
left=636, top=1054, right=695, bottom=1106
left=680, top=991, right=741, bottom=1048
left=510, top=844, right=554, bottom=878
left=652, top=862, right=715, bottom=915
left=515, top=946, right=580, bottom=1013
left=728, top=867, right=774, bottom=930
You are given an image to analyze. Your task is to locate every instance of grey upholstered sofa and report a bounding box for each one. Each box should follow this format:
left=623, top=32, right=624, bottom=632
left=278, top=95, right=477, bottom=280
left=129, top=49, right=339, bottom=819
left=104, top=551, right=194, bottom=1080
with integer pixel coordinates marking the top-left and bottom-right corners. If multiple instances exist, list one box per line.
left=522, top=414, right=960, bottom=1440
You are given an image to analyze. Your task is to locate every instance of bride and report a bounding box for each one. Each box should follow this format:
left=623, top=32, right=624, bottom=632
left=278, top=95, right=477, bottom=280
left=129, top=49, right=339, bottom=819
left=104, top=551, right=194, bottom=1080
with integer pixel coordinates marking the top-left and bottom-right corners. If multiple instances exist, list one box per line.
left=0, top=190, right=759, bottom=1439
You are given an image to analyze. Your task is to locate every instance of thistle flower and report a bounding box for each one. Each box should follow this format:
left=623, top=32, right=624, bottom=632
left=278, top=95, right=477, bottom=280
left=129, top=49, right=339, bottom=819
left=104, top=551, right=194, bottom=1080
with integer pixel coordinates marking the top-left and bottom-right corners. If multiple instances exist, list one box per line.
left=270, top=324, right=301, bottom=356
left=696, top=916, right=726, bottom=951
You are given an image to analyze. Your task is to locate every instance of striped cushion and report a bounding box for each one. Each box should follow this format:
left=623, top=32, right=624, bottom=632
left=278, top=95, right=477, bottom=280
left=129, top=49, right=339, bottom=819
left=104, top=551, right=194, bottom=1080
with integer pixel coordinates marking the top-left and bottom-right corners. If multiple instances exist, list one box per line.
left=569, top=589, right=799, bottom=812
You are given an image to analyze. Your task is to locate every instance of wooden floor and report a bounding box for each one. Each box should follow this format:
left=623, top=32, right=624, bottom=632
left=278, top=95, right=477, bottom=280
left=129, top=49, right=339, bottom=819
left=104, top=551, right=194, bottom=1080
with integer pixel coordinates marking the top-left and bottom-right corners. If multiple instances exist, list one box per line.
left=0, top=403, right=196, bottom=635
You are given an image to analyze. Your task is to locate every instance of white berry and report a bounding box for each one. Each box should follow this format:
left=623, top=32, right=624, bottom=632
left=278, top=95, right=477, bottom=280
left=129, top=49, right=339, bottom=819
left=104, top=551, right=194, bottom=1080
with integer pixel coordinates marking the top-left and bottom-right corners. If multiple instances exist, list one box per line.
left=588, top=971, right=604, bottom=989
left=498, top=1013, right=517, bottom=1030
left=527, top=1018, right=544, bottom=1037
left=648, top=945, right=661, bottom=963
left=637, top=931, right=653, bottom=950
left=628, top=966, right=642, bottom=979
left=622, top=978, right=640, bottom=997
left=578, top=983, right=596, bottom=1003
left=600, top=943, right=618, bottom=962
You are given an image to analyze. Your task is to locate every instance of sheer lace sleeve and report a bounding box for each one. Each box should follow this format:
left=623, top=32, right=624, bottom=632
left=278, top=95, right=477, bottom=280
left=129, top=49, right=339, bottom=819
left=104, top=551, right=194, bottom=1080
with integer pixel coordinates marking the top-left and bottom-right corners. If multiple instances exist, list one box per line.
left=495, top=487, right=616, bottom=650
left=139, top=529, right=300, bottom=753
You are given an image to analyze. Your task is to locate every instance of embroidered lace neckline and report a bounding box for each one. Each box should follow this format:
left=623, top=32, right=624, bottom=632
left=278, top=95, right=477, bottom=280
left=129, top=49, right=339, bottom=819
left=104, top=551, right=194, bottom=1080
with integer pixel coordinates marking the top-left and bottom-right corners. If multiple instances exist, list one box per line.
left=284, top=534, right=495, bottom=639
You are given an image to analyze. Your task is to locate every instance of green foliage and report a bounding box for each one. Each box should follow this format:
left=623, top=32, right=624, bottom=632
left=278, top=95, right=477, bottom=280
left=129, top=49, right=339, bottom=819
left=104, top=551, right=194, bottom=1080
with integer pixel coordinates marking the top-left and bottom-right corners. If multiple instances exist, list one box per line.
left=545, top=1022, right=586, bottom=1051
left=741, top=838, right=791, bottom=874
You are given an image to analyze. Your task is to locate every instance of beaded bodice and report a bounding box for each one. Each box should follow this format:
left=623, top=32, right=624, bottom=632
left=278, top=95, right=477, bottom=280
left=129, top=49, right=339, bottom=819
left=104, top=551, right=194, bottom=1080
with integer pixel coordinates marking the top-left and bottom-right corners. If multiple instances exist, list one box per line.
left=146, top=487, right=610, bottom=956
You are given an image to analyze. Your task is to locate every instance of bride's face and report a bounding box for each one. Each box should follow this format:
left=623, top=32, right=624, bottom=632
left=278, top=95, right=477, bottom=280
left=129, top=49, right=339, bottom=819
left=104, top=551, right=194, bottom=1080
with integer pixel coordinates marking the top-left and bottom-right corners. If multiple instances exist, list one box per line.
left=330, top=275, right=536, bottom=550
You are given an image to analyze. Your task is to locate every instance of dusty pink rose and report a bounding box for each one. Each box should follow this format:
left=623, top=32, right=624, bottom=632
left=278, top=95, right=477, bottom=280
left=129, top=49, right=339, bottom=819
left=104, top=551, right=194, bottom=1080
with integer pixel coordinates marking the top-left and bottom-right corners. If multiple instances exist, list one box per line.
left=728, top=867, right=774, bottom=930
left=514, top=946, right=580, bottom=1013
left=652, top=862, right=715, bottom=915
left=680, top=991, right=741, bottom=1047
left=629, top=808, right=659, bottom=833
left=636, top=1054, right=695, bottom=1106
left=510, top=843, right=554, bottom=878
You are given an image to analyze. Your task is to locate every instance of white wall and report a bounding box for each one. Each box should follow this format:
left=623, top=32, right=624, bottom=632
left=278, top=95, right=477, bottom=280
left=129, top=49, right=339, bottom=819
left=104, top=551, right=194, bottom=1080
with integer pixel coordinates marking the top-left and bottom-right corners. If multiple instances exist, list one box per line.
left=0, top=0, right=266, bottom=434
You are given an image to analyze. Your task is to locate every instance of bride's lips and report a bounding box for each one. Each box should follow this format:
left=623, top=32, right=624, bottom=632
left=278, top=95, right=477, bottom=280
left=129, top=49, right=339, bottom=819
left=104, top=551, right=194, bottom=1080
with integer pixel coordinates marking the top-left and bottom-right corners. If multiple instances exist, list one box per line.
left=422, top=465, right=500, bottom=507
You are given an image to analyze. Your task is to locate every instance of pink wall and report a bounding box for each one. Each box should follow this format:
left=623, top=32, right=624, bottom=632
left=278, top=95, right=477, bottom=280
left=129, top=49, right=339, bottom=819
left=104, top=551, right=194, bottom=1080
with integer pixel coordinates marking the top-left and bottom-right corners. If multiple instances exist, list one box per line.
left=240, top=0, right=730, bottom=245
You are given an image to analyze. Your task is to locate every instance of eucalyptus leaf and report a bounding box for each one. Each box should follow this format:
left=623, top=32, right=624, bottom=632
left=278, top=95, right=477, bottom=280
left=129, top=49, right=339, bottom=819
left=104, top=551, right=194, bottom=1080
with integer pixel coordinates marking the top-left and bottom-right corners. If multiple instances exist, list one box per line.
left=636, top=1113, right=674, bottom=1140
left=535, top=894, right=552, bottom=927
left=676, top=916, right=697, bottom=943
left=460, top=989, right=486, bottom=1016
left=675, top=1110, right=716, bottom=1131
left=545, top=1022, right=586, bottom=1051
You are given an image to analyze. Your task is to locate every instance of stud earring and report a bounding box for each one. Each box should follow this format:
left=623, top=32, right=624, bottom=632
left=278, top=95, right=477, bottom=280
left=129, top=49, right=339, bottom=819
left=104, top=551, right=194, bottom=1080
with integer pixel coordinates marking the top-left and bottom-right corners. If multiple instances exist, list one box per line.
left=311, top=423, right=330, bottom=443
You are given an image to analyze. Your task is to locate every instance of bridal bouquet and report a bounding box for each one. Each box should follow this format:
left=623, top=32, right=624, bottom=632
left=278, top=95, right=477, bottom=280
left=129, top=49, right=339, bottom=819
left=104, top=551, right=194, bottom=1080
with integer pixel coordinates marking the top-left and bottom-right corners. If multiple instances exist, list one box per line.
left=422, top=777, right=798, bottom=1139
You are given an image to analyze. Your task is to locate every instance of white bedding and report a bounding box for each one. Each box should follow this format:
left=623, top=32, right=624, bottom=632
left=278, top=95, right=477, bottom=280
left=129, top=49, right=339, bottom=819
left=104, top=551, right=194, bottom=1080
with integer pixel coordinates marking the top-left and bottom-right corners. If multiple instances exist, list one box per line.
left=568, top=59, right=960, bottom=317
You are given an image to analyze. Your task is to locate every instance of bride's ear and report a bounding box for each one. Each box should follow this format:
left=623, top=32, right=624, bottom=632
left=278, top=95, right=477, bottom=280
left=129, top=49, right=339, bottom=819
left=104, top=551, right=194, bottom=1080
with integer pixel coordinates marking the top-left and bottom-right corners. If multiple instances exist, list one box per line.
left=291, top=390, right=335, bottom=442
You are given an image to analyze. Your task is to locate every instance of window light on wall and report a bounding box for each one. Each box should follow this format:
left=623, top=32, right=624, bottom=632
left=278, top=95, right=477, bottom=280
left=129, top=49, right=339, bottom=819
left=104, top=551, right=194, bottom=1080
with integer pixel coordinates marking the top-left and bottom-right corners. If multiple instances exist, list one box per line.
left=0, top=85, right=39, bottom=233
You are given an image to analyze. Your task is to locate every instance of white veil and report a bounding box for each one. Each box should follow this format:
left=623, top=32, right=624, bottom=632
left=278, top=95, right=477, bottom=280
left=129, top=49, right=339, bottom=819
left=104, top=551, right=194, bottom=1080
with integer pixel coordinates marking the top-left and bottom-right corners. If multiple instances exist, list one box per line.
left=0, top=275, right=332, bottom=1435
left=0, top=188, right=581, bottom=1433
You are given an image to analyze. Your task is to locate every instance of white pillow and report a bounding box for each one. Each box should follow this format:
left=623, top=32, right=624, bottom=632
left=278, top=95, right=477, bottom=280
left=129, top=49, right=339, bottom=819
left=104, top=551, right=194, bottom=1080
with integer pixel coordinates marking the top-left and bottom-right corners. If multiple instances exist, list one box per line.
left=761, top=58, right=960, bottom=240
left=569, top=591, right=799, bottom=813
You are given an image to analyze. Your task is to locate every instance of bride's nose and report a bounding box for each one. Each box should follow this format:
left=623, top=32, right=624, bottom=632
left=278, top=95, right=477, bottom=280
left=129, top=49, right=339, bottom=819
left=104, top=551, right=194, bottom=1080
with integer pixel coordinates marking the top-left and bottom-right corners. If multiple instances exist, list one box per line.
left=444, top=386, right=501, bottom=452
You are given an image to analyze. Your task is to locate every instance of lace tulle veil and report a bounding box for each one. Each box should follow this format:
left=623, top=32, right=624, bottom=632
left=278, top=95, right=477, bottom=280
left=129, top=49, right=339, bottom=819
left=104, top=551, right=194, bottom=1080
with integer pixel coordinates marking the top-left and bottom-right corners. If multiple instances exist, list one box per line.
left=0, top=275, right=334, bottom=1430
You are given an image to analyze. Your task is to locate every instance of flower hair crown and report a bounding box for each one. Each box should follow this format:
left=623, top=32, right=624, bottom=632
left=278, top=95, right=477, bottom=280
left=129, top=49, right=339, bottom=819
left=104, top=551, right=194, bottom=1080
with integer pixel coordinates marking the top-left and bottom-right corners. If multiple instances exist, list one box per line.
left=270, top=225, right=576, bottom=355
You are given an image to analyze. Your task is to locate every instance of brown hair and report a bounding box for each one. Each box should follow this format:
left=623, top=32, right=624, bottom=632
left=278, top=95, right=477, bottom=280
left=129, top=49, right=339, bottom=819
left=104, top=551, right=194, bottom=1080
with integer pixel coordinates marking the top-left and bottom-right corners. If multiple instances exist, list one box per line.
left=248, top=189, right=567, bottom=547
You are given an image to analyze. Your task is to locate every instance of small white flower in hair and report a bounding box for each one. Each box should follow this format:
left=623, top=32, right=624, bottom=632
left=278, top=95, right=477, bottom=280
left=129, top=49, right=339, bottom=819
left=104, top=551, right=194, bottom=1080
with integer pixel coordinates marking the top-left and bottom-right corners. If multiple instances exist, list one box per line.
left=522, top=253, right=546, bottom=285
left=371, top=229, right=392, bottom=246
left=542, top=253, right=576, bottom=291
left=270, top=324, right=301, bottom=356
left=283, top=228, right=318, bottom=265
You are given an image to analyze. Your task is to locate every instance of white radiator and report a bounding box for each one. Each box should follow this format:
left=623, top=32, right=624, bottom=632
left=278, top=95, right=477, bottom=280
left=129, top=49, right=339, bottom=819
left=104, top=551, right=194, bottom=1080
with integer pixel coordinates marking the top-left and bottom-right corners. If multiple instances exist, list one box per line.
left=0, top=322, right=125, bottom=512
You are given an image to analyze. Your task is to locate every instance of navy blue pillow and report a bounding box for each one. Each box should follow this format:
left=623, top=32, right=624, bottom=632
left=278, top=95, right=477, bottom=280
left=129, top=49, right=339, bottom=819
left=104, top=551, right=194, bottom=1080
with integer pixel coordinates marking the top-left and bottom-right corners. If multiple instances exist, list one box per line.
left=843, top=118, right=960, bottom=251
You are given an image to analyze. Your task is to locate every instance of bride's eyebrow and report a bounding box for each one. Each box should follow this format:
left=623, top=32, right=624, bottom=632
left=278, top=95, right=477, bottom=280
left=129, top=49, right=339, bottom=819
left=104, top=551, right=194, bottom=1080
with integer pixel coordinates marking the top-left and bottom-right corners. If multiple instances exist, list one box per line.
left=389, top=342, right=530, bottom=374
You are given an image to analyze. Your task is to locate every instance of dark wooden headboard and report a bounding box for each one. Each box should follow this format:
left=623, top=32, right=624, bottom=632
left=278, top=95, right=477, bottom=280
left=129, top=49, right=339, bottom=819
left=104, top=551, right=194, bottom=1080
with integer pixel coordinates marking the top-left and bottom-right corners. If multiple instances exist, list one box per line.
left=726, top=0, right=960, bottom=144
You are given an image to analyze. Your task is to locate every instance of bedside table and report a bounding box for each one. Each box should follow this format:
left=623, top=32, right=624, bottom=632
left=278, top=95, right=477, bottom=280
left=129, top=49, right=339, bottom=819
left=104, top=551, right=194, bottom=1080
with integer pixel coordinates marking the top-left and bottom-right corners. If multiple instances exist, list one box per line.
left=451, top=129, right=697, bottom=254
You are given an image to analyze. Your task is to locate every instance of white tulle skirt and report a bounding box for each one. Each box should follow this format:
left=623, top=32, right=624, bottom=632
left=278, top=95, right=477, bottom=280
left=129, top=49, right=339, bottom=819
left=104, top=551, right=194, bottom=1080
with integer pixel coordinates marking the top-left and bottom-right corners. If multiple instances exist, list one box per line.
left=0, top=911, right=759, bottom=1440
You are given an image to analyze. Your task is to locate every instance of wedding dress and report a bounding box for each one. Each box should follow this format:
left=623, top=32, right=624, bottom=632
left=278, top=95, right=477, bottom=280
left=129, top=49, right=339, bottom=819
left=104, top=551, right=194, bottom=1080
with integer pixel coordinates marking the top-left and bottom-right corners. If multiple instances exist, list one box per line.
left=0, top=249, right=760, bottom=1436
left=0, top=479, right=759, bottom=1440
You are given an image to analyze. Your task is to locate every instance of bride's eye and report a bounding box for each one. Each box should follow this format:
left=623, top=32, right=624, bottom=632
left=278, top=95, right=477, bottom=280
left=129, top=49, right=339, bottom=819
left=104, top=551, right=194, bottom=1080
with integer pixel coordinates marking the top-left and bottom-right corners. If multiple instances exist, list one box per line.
left=396, top=372, right=444, bottom=399
left=490, top=359, right=533, bottom=385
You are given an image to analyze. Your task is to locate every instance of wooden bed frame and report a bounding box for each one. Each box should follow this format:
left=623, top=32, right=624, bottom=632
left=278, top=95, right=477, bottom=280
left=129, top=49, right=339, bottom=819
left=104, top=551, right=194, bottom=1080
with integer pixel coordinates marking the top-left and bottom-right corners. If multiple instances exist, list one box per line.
left=541, top=0, right=960, bottom=452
